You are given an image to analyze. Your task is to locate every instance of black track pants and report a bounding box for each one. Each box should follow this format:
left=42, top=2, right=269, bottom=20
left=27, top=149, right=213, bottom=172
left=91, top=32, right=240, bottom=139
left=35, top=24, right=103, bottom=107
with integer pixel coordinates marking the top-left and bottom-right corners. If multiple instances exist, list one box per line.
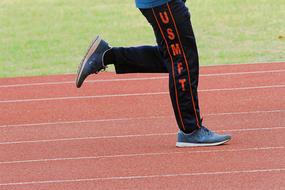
left=112, top=0, right=202, bottom=133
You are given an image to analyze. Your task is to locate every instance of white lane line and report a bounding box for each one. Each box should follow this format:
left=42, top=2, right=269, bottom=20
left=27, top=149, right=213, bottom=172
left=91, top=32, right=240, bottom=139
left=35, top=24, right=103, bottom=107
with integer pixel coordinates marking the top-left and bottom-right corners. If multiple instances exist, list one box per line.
left=201, top=69, right=285, bottom=76
left=0, top=76, right=168, bottom=88
left=0, top=133, right=174, bottom=145
left=0, top=92, right=167, bottom=103
left=0, top=146, right=283, bottom=165
left=206, top=109, right=285, bottom=116
left=0, top=126, right=284, bottom=145
left=1, top=84, right=285, bottom=104
left=0, top=116, right=169, bottom=128
left=0, top=168, right=284, bottom=186
left=199, top=84, right=285, bottom=92
left=1, top=109, right=284, bottom=129
left=206, top=60, right=285, bottom=67
left=0, top=69, right=284, bottom=88
left=220, top=126, right=285, bottom=132
left=204, top=60, right=285, bottom=67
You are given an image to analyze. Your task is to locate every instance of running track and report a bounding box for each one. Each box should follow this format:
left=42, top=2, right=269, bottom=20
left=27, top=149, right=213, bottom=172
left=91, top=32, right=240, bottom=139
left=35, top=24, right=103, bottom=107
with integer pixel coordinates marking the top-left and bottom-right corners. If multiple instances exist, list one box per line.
left=0, top=62, right=284, bottom=190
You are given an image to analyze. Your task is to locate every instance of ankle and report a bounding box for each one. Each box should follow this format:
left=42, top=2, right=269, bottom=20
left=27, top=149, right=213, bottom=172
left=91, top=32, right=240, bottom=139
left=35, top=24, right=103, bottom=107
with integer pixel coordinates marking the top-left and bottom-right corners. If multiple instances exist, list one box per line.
left=103, top=48, right=114, bottom=66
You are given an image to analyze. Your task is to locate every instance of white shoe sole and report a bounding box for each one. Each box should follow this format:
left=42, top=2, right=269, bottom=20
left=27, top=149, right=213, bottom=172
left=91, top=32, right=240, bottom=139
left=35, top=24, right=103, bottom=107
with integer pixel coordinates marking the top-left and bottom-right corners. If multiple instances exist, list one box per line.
left=76, top=36, right=102, bottom=87
left=176, top=139, right=231, bottom=147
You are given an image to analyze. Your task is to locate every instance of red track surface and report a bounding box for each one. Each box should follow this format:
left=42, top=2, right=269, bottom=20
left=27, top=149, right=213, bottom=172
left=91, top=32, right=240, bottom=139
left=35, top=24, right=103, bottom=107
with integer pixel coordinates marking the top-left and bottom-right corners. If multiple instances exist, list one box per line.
left=0, top=62, right=285, bottom=190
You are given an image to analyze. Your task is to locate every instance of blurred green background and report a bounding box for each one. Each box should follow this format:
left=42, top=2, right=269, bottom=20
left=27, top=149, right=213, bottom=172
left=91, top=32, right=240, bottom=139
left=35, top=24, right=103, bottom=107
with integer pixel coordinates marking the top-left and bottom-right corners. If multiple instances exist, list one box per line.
left=0, top=0, right=284, bottom=77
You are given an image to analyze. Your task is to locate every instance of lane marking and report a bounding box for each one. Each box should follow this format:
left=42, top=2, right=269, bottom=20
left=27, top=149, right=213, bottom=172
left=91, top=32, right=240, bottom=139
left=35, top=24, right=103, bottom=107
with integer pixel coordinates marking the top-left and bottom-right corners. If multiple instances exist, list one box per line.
left=0, top=168, right=284, bottom=186
left=204, top=60, right=285, bottom=67
left=0, top=133, right=174, bottom=145
left=0, top=77, right=168, bottom=88
left=0, top=92, right=167, bottom=103
left=201, top=69, right=285, bottom=76
left=0, top=116, right=169, bottom=128
left=0, top=69, right=284, bottom=88
left=0, top=126, right=284, bottom=145
left=206, top=109, right=285, bottom=116
left=199, top=84, right=285, bottom=92
left=0, top=146, right=283, bottom=165
left=1, top=109, right=284, bottom=129
left=1, top=84, right=285, bottom=103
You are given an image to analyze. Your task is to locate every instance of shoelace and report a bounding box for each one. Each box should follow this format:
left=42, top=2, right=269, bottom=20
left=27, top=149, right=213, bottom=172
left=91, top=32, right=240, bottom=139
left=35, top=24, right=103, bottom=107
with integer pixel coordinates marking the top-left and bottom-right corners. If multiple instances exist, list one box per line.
left=201, top=126, right=212, bottom=135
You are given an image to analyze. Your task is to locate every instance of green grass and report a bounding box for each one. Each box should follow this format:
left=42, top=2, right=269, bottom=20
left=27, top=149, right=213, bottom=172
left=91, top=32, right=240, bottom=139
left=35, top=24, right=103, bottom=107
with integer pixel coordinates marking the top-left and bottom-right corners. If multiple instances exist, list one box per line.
left=0, top=0, right=284, bottom=77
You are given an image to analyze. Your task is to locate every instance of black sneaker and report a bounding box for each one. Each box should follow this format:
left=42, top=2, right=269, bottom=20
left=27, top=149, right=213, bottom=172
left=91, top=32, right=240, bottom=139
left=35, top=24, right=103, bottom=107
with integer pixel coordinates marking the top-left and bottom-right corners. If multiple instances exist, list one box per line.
left=76, top=36, right=110, bottom=88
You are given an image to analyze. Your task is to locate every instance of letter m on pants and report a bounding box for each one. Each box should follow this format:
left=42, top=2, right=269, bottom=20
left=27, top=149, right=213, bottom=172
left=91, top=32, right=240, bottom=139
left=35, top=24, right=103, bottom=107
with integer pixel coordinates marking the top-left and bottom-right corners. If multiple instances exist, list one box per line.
left=171, top=43, right=181, bottom=56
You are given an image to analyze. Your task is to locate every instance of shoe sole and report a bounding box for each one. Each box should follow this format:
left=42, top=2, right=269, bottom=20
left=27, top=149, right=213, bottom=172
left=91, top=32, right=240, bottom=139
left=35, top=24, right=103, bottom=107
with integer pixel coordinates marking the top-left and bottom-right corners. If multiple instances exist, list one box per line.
left=76, top=36, right=102, bottom=88
left=176, top=139, right=231, bottom=147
